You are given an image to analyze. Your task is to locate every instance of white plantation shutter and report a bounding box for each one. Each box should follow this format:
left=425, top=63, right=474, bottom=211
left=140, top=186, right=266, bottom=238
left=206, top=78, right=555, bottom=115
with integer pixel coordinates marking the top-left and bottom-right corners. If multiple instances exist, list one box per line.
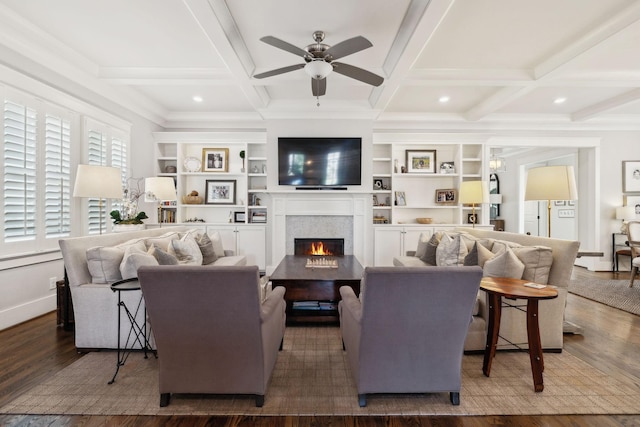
left=111, top=136, right=128, bottom=215
left=3, top=101, right=37, bottom=242
left=86, top=129, right=109, bottom=234
left=44, top=114, right=71, bottom=237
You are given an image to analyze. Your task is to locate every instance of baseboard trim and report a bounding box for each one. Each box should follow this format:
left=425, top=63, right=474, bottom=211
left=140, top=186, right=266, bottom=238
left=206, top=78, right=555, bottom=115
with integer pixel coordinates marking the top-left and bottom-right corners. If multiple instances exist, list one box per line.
left=0, top=294, right=56, bottom=331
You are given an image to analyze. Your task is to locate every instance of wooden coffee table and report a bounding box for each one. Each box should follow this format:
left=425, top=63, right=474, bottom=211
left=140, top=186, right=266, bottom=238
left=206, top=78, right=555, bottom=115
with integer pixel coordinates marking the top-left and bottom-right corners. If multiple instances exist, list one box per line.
left=480, top=276, right=558, bottom=392
left=270, top=255, right=364, bottom=324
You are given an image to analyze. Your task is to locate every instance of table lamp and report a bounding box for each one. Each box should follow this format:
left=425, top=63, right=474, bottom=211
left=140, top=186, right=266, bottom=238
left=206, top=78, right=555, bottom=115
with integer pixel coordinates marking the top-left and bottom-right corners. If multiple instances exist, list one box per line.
left=73, top=165, right=123, bottom=234
left=524, top=165, right=578, bottom=237
left=616, top=206, right=636, bottom=234
left=144, top=177, right=177, bottom=224
left=459, top=180, right=489, bottom=228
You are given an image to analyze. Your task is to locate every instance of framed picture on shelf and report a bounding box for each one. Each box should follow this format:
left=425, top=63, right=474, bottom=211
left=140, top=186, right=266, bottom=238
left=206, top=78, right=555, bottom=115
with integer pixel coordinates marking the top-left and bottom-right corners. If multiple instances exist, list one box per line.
left=406, top=150, right=436, bottom=173
left=435, top=188, right=457, bottom=204
left=439, top=161, right=455, bottom=174
left=205, top=179, right=236, bottom=205
left=624, top=195, right=640, bottom=216
left=467, top=213, right=478, bottom=224
left=234, top=211, right=246, bottom=223
left=622, top=160, right=640, bottom=193
left=202, top=148, right=229, bottom=172
left=373, top=178, right=383, bottom=190
left=395, top=191, right=406, bottom=206
left=554, top=201, right=566, bottom=206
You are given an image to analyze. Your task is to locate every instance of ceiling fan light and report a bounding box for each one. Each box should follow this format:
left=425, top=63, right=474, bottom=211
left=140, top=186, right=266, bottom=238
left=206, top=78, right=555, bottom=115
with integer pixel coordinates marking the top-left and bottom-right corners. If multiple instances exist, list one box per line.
left=304, top=60, right=332, bottom=80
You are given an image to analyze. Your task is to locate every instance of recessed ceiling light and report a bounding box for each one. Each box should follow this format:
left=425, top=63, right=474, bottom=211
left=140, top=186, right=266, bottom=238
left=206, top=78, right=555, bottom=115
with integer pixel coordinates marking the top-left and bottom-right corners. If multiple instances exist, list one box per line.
left=553, top=97, right=566, bottom=104
left=192, top=95, right=203, bottom=103
left=438, top=96, right=450, bottom=103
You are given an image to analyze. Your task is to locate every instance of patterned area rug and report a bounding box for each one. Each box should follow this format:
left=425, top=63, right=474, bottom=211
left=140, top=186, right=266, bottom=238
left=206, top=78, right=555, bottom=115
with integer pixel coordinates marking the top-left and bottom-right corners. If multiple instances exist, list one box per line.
left=1, top=327, right=639, bottom=416
left=569, top=279, right=640, bottom=316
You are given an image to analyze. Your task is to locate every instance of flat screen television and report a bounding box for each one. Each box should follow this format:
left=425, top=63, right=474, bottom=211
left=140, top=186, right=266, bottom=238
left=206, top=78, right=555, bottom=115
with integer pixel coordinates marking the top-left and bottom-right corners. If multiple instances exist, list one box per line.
left=278, top=137, right=362, bottom=188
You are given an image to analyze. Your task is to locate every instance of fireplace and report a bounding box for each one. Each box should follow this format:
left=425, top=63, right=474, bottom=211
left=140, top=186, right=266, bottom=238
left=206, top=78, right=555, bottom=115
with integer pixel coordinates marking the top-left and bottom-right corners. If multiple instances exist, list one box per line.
left=294, top=238, right=345, bottom=256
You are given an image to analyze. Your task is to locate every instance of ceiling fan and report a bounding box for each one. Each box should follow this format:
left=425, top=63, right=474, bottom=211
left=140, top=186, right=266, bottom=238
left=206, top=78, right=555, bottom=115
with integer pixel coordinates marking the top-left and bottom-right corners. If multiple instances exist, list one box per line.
left=253, top=31, right=384, bottom=100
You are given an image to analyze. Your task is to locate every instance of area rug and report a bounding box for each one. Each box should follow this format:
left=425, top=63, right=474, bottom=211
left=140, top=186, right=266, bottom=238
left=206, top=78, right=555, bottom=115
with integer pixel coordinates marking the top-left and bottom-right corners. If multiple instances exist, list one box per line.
left=1, top=327, right=639, bottom=416
left=569, top=279, right=640, bottom=316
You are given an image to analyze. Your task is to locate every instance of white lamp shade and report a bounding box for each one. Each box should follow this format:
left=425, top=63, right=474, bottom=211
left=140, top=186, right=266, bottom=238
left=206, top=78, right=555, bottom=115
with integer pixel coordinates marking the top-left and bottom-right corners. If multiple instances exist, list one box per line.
left=459, top=181, right=489, bottom=204
left=145, top=177, right=176, bottom=201
left=73, top=165, right=122, bottom=199
left=304, top=60, right=332, bottom=80
left=616, top=206, right=636, bottom=220
left=525, top=165, right=578, bottom=201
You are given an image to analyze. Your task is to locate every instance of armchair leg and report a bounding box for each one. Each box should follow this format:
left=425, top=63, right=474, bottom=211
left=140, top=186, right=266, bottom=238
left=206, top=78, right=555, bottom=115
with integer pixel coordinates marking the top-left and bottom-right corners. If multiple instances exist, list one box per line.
left=450, top=392, right=460, bottom=405
left=630, top=266, right=638, bottom=288
left=358, top=394, right=367, bottom=407
left=279, top=338, right=284, bottom=351
left=160, top=393, right=170, bottom=407
left=255, top=395, right=265, bottom=407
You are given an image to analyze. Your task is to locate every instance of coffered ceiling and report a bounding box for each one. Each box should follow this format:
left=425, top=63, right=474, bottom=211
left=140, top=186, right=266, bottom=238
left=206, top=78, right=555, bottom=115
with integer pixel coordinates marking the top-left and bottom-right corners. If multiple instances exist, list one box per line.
left=1, top=0, right=640, bottom=128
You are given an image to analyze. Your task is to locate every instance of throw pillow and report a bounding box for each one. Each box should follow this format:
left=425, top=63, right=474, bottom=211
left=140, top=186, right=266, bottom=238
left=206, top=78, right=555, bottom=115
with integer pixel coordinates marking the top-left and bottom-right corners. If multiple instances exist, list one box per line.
left=511, top=246, right=553, bottom=284
left=196, top=232, right=218, bottom=265
left=464, top=241, right=496, bottom=267
left=86, top=246, right=125, bottom=284
left=436, top=234, right=468, bottom=266
left=419, top=233, right=441, bottom=266
left=483, top=247, right=525, bottom=279
left=459, top=233, right=478, bottom=252
left=144, top=231, right=181, bottom=252
left=414, top=232, right=432, bottom=259
left=120, top=252, right=159, bottom=280
left=118, top=241, right=148, bottom=276
left=464, top=242, right=479, bottom=266
left=148, top=245, right=179, bottom=265
left=167, top=236, right=203, bottom=265
left=208, top=231, right=226, bottom=258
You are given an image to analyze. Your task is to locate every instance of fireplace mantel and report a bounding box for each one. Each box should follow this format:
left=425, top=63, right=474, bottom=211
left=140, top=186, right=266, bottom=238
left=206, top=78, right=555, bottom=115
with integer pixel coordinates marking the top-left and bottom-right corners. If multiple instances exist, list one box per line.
left=271, top=193, right=370, bottom=270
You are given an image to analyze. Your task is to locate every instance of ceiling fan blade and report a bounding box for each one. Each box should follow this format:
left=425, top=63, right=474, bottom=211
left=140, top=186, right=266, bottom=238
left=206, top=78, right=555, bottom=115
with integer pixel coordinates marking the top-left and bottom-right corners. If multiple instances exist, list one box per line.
left=260, top=36, right=309, bottom=58
left=253, top=64, right=304, bottom=79
left=324, top=36, right=372, bottom=60
left=332, top=62, right=384, bottom=86
left=311, top=78, right=327, bottom=96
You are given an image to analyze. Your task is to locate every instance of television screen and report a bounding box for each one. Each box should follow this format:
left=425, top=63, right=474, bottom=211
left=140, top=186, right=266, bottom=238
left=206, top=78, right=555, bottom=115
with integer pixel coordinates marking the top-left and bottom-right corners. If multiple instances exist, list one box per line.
left=278, top=137, right=362, bottom=187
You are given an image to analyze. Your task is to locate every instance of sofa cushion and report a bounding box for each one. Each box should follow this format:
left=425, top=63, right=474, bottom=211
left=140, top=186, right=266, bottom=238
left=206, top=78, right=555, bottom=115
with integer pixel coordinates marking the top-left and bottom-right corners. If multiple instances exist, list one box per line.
left=394, top=256, right=430, bottom=267
left=120, top=252, right=159, bottom=280
left=511, top=246, right=553, bottom=284
left=148, top=245, right=179, bottom=265
left=414, top=232, right=431, bottom=259
left=436, top=234, right=468, bottom=266
left=168, top=236, right=203, bottom=265
left=209, top=231, right=226, bottom=258
left=483, top=246, right=525, bottom=279
left=418, top=233, right=440, bottom=266
left=86, top=246, right=125, bottom=284
left=143, top=231, right=181, bottom=251
left=196, top=232, right=218, bottom=265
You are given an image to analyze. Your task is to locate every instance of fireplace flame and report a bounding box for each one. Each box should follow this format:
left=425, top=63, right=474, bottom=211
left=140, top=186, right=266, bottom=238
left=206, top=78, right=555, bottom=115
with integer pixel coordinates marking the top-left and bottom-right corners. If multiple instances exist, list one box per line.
left=310, top=241, right=333, bottom=256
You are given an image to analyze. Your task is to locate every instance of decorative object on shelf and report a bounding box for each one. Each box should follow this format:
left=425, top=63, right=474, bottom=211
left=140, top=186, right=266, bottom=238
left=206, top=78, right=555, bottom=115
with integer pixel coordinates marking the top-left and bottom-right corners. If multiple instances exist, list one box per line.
left=395, top=191, right=406, bottom=206
left=185, top=217, right=205, bottom=222
left=183, top=156, right=201, bottom=172
left=73, top=164, right=123, bottom=235
left=394, top=159, right=399, bottom=173
left=373, top=195, right=379, bottom=206
left=251, top=211, right=267, bottom=223
left=205, top=179, right=236, bottom=205
left=406, top=150, right=436, bottom=174
left=234, top=211, right=246, bottom=223
left=554, top=200, right=566, bottom=206
left=182, top=190, right=203, bottom=204
left=262, top=164, right=267, bottom=174
left=525, top=165, right=578, bottom=237
left=416, top=217, right=432, bottom=224
left=439, top=161, right=455, bottom=174
left=401, top=165, right=406, bottom=173
left=202, top=148, right=229, bottom=172
left=239, top=150, right=245, bottom=173
left=144, top=177, right=177, bottom=224
left=622, top=160, right=640, bottom=193
left=435, top=188, right=457, bottom=204
left=252, top=165, right=259, bottom=173
left=373, top=215, right=388, bottom=224
left=111, top=177, right=148, bottom=227
left=617, top=206, right=637, bottom=233
left=164, top=165, right=177, bottom=173
left=459, top=180, right=489, bottom=228
left=373, top=178, right=383, bottom=190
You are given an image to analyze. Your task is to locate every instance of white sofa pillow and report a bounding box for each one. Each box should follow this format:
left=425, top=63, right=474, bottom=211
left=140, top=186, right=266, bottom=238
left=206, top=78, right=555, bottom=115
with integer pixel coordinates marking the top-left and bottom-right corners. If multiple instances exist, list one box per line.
left=168, top=236, right=203, bottom=265
left=436, top=234, right=468, bottom=266
left=414, top=232, right=432, bottom=259
left=120, top=252, right=159, bottom=280
left=208, top=231, right=226, bottom=258
left=483, top=246, right=525, bottom=279
left=511, top=245, right=553, bottom=284
left=144, top=231, right=181, bottom=251
left=86, top=246, right=125, bottom=284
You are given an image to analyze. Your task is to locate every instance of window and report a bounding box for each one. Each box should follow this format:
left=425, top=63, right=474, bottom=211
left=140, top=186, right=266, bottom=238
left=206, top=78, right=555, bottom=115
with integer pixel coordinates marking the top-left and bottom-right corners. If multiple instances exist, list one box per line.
left=44, top=114, right=71, bottom=237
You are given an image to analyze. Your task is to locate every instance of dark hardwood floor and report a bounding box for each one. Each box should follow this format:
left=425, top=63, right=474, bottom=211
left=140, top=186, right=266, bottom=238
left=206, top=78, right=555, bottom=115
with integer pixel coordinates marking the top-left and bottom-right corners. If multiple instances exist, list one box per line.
left=1, top=267, right=639, bottom=426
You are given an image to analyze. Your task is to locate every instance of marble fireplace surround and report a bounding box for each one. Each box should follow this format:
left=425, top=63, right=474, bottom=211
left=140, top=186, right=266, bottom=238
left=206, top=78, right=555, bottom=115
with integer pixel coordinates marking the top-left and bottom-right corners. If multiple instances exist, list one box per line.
left=271, top=193, right=369, bottom=268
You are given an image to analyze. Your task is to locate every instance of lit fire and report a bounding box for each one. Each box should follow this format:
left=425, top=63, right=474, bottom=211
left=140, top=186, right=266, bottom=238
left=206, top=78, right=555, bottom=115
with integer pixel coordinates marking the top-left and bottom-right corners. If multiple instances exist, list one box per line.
left=309, top=242, right=333, bottom=256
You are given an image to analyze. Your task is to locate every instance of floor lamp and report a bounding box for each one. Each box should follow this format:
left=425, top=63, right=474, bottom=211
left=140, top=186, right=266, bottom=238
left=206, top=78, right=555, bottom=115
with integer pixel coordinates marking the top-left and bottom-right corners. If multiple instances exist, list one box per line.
left=144, top=177, right=177, bottom=225
left=459, top=180, right=489, bottom=228
left=73, top=165, right=123, bottom=234
left=524, top=165, right=578, bottom=237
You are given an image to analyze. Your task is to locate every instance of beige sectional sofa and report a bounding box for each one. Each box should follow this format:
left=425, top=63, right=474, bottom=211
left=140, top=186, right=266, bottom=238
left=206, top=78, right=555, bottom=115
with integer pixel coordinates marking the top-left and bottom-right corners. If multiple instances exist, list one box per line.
left=59, top=226, right=247, bottom=350
left=393, top=228, right=580, bottom=352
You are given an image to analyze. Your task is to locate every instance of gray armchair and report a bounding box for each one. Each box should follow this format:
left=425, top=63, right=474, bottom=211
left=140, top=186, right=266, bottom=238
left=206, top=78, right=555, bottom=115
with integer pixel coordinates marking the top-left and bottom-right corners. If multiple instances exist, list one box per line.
left=628, top=221, right=640, bottom=287
left=137, top=265, right=286, bottom=407
left=339, top=266, right=482, bottom=407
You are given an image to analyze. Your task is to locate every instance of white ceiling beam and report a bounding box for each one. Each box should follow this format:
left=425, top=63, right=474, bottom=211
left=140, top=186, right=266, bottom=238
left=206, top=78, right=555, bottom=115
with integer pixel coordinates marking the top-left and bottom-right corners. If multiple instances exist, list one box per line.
left=182, top=0, right=269, bottom=109
left=463, top=86, right=536, bottom=122
left=571, top=88, right=640, bottom=122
